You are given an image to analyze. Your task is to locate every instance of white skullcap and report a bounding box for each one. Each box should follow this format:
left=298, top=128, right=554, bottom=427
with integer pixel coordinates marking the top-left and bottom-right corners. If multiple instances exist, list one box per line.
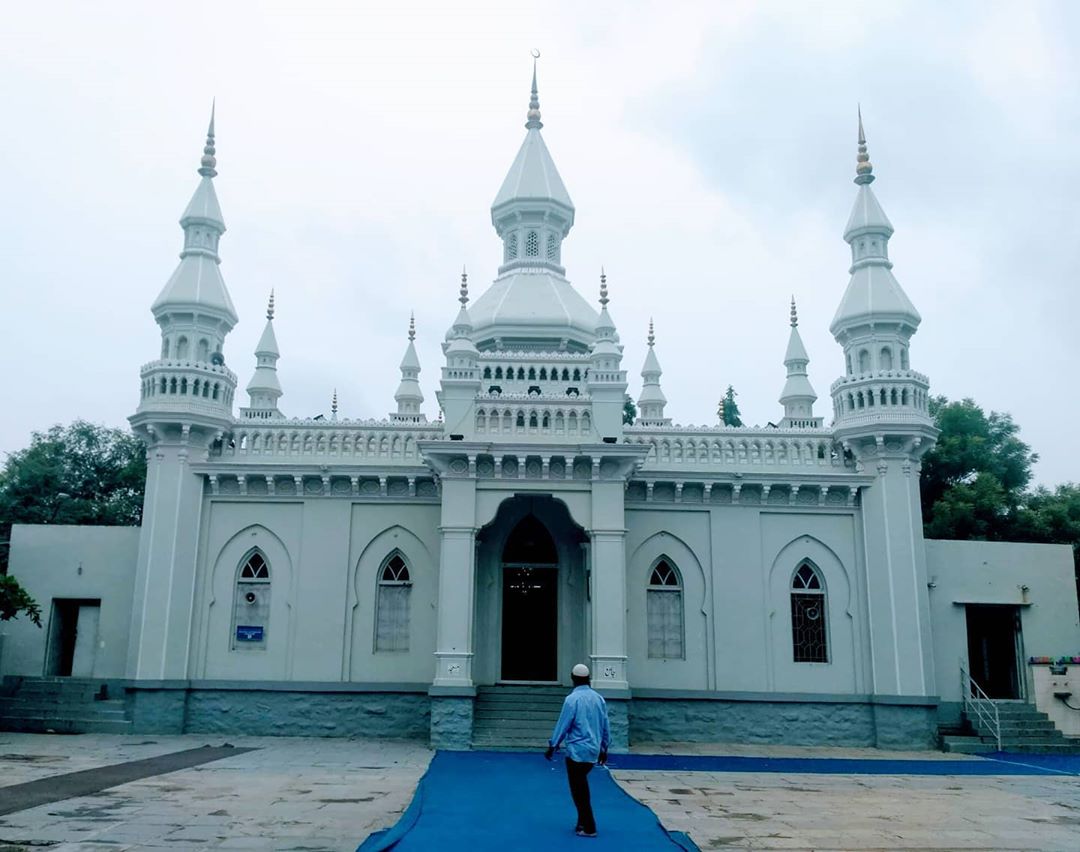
left=572, top=663, right=590, bottom=678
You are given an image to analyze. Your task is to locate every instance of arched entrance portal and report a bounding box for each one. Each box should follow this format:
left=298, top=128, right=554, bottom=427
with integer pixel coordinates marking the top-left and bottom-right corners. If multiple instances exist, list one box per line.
left=474, top=496, right=588, bottom=685
left=501, top=516, right=558, bottom=681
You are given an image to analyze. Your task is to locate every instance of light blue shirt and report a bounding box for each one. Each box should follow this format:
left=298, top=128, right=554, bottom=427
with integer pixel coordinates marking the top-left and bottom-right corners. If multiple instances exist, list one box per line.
left=549, top=685, right=611, bottom=763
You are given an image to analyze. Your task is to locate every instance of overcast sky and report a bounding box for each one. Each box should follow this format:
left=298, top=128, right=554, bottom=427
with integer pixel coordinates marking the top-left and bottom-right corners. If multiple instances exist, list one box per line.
left=1, top=1, right=1076, bottom=486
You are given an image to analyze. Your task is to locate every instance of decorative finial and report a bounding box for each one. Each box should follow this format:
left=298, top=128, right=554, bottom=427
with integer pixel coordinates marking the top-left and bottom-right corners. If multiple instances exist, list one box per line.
left=459, top=266, right=469, bottom=307
left=790, top=295, right=798, bottom=328
left=408, top=311, right=416, bottom=342
left=199, top=99, right=217, bottom=178
left=647, top=318, right=655, bottom=347
left=526, top=50, right=543, bottom=130
left=855, top=105, right=874, bottom=185
left=266, top=289, right=275, bottom=321
left=599, top=267, right=609, bottom=308
left=331, top=388, right=338, bottom=416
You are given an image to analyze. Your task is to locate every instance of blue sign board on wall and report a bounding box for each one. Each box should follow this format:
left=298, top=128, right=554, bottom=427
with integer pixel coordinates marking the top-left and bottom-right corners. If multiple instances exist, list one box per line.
left=236, top=625, right=264, bottom=642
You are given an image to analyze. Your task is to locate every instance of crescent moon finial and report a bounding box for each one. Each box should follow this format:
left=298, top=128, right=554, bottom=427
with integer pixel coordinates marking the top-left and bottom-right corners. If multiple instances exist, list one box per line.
left=531, top=48, right=540, bottom=59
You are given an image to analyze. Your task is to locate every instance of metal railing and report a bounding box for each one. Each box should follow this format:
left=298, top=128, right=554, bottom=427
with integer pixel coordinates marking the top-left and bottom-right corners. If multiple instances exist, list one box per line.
left=961, top=663, right=1002, bottom=751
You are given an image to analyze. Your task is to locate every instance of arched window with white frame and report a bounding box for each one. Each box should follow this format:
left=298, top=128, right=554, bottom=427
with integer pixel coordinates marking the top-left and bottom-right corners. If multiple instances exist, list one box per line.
left=647, top=558, right=684, bottom=659
left=375, top=552, right=412, bottom=652
left=232, top=550, right=271, bottom=649
left=791, top=561, right=828, bottom=662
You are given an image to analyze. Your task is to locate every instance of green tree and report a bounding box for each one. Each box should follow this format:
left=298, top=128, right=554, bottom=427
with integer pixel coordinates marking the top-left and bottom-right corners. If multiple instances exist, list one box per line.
left=0, top=574, right=41, bottom=626
left=920, top=397, right=1037, bottom=540
left=1012, top=484, right=1080, bottom=604
left=622, top=395, right=637, bottom=426
left=0, top=421, right=146, bottom=572
left=718, top=385, right=743, bottom=427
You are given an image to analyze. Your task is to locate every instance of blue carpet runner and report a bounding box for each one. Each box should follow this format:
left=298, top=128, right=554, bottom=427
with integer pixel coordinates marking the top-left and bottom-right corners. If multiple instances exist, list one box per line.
left=358, top=751, right=699, bottom=851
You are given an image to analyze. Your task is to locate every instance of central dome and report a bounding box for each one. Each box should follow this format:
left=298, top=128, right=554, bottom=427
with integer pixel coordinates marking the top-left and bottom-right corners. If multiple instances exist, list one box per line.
left=468, top=271, right=598, bottom=352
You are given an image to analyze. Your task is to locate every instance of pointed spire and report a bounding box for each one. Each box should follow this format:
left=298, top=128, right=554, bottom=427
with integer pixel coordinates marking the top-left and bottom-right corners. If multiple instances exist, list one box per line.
left=267, top=289, right=275, bottom=321
left=637, top=318, right=668, bottom=425
left=459, top=266, right=469, bottom=306
left=780, top=295, right=819, bottom=427
left=526, top=53, right=543, bottom=130
left=855, top=105, right=874, bottom=185
left=331, top=388, right=338, bottom=420
left=199, top=99, right=217, bottom=178
left=394, top=312, right=425, bottom=421
left=599, top=267, right=609, bottom=307
left=244, top=288, right=283, bottom=418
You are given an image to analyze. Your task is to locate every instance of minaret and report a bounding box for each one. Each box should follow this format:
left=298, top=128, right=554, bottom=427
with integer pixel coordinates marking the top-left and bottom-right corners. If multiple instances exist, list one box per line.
left=127, top=104, right=240, bottom=681
left=636, top=319, right=670, bottom=427
left=241, top=290, right=283, bottom=420
left=829, top=111, right=938, bottom=702
left=490, top=62, right=575, bottom=276
left=587, top=269, right=629, bottom=438
left=778, top=297, right=821, bottom=428
left=830, top=110, right=932, bottom=430
left=436, top=268, right=481, bottom=436
left=392, top=313, right=426, bottom=422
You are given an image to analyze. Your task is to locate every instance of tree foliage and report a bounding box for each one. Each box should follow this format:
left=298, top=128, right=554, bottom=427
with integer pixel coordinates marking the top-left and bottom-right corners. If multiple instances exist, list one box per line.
left=0, top=574, right=42, bottom=626
left=921, top=397, right=1036, bottom=540
left=718, top=385, right=743, bottom=427
left=622, top=395, right=637, bottom=426
left=921, top=397, right=1079, bottom=606
left=0, top=421, right=146, bottom=572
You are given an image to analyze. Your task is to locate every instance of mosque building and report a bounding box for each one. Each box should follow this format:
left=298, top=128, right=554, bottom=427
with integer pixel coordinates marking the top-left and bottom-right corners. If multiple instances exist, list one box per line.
left=3, top=69, right=1077, bottom=750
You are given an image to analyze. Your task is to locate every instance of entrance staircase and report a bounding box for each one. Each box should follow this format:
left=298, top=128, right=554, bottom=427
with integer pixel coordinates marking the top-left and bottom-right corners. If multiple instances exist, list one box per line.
left=0, top=677, right=133, bottom=734
left=471, top=684, right=566, bottom=750
left=942, top=700, right=1080, bottom=754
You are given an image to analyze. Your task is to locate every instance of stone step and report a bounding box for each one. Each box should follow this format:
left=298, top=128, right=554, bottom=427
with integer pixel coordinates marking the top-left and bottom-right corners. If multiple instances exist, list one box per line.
left=0, top=708, right=130, bottom=723
left=941, top=736, right=997, bottom=754
left=474, top=710, right=562, bottom=722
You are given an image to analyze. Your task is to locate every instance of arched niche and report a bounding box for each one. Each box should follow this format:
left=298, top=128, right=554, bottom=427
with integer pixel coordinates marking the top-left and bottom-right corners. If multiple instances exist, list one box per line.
left=766, top=535, right=857, bottom=694
left=203, top=524, right=295, bottom=680
left=347, top=524, right=435, bottom=683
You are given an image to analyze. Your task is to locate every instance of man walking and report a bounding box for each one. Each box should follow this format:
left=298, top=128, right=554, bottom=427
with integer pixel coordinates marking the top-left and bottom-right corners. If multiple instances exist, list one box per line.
left=545, top=663, right=611, bottom=838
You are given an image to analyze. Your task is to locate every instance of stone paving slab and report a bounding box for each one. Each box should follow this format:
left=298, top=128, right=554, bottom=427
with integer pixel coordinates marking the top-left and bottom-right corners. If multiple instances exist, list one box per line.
left=2, top=735, right=1080, bottom=850
left=613, top=767, right=1080, bottom=850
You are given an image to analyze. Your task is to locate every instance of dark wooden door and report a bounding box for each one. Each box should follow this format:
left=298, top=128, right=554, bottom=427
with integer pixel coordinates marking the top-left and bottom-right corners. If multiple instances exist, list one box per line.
left=966, top=605, right=1021, bottom=699
left=501, top=566, right=558, bottom=681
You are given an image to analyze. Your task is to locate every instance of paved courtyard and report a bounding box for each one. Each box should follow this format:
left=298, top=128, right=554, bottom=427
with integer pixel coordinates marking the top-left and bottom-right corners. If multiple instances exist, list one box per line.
left=0, top=733, right=1078, bottom=850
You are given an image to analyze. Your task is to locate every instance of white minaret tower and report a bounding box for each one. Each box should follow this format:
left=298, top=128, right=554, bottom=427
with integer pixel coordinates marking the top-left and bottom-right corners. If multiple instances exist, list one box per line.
left=779, top=297, right=821, bottom=428
left=587, top=269, right=629, bottom=438
left=128, top=104, right=240, bottom=680
left=636, top=319, right=670, bottom=426
left=241, top=290, right=283, bottom=419
left=829, top=111, right=938, bottom=700
left=392, top=313, right=426, bottom=422
left=436, top=268, right=481, bottom=436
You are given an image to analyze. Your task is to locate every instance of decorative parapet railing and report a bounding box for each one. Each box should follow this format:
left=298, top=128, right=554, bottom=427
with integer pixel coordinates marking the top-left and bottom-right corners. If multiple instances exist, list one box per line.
left=138, top=358, right=238, bottom=410
left=474, top=392, right=594, bottom=440
left=208, top=419, right=444, bottom=464
left=830, top=368, right=929, bottom=393
left=624, top=426, right=851, bottom=471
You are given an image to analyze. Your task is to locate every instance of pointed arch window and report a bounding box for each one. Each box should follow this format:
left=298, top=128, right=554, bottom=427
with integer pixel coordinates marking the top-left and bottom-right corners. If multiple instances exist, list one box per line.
left=791, top=562, right=828, bottom=663
left=375, top=553, right=412, bottom=652
left=232, top=551, right=270, bottom=649
left=647, top=559, right=684, bottom=659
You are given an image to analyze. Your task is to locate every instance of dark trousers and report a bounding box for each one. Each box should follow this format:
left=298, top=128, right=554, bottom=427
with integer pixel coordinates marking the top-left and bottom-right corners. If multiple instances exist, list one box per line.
left=565, top=758, right=596, bottom=833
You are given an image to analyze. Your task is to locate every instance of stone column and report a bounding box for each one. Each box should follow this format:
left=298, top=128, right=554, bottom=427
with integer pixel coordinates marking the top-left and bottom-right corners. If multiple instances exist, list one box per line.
left=126, top=427, right=212, bottom=681
left=429, top=475, right=477, bottom=749
left=588, top=476, right=630, bottom=750
left=858, top=449, right=935, bottom=698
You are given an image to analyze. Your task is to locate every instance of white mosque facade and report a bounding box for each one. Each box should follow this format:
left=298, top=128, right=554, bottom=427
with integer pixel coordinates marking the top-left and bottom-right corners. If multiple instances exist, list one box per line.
left=3, top=74, right=1078, bottom=749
